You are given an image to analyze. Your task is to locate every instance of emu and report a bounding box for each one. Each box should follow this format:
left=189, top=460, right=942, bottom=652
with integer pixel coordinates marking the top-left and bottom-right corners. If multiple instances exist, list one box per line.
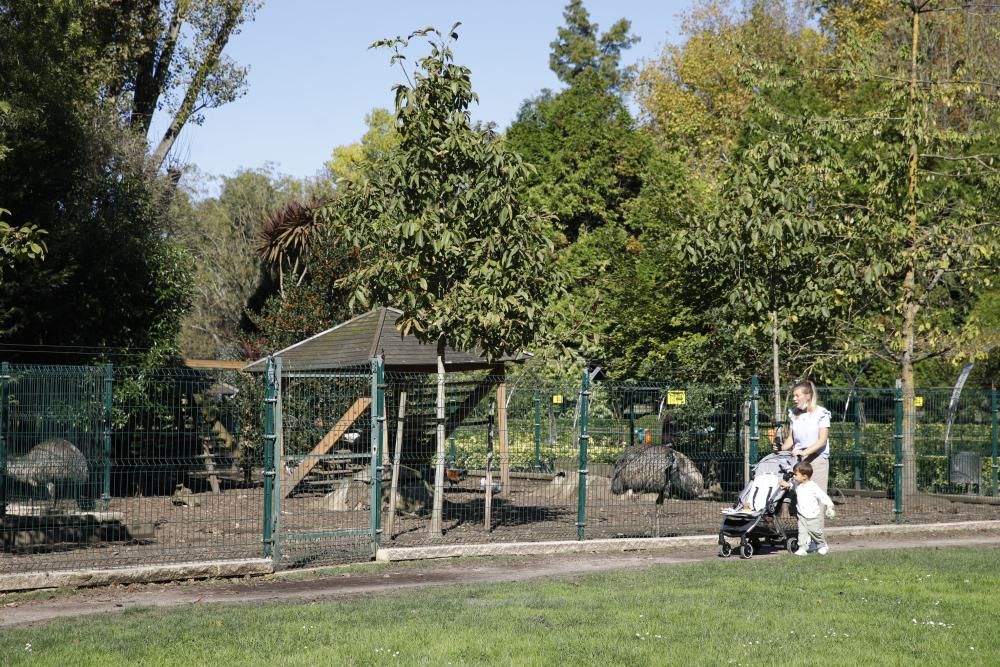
left=610, top=444, right=704, bottom=536
left=5, top=439, right=89, bottom=510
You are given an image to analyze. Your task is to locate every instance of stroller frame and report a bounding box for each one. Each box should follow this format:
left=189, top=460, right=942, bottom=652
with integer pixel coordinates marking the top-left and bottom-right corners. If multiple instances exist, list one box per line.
left=718, top=453, right=800, bottom=559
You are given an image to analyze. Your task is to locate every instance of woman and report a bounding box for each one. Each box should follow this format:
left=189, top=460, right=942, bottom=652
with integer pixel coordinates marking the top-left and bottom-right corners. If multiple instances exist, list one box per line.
left=781, top=379, right=831, bottom=492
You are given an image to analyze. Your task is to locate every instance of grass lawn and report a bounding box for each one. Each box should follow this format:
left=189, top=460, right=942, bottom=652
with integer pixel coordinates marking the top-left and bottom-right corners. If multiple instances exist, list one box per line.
left=2, top=546, right=997, bottom=666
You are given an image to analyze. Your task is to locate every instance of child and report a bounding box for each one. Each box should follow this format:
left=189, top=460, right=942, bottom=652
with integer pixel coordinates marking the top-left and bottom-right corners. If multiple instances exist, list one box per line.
left=780, top=461, right=835, bottom=556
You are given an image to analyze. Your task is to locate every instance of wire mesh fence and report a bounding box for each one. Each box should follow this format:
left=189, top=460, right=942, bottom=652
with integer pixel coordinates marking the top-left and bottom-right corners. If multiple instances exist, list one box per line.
left=2, top=361, right=998, bottom=577
left=1, top=363, right=262, bottom=573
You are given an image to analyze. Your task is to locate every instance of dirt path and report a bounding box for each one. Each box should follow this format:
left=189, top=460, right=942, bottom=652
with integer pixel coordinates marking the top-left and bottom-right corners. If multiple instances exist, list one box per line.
left=4, top=529, right=1000, bottom=628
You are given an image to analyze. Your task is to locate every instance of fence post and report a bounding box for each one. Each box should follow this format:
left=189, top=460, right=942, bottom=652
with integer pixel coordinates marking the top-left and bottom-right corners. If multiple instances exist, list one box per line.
left=0, top=362, right=8, bottom=516
left=102, top=363, right=114, bottom=510
left=628, top=388, right=635, bottom=448
left=576, top=367, right=591, bottom=541
left=370, top=357, right=385, bottom=550
left=894, top=379, right=904, bottom=523
left=533, top=389, right=542, bottom=472
left=262, top=356, right=280, bottom=561
left=853, top=388, right=863, bottom=490
left=991, top=385, right=998, bottom=497
left=448, top=396, right=457, bottom=468
left=749, top=375, right=759, bottom=466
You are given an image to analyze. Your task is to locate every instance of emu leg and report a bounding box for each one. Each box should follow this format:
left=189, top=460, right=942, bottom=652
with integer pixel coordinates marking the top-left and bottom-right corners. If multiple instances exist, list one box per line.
left=46, top=481, right=57, bottom=511
left=654, top=491, right=666, bottom=538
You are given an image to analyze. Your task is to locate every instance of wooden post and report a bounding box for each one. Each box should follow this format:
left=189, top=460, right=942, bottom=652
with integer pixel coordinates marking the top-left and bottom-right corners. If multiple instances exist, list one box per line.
left=485, top=403, right=495, bottom=531
left=201, top=439, right=221, bottom=495
left=497, top=370, right=509, bottom=495
left=386, top=392, right=407, bottom=539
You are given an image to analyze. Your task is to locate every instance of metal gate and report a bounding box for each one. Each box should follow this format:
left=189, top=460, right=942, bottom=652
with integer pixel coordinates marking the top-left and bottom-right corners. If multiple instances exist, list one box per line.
left=262, top=357, right=381, bottom=568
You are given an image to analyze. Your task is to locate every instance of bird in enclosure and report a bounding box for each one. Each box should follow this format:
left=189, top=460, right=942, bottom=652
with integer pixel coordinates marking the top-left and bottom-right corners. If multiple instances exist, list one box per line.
left=445, top=467, right=467, bottom=487
left=610, top=444, right=704, bottom=536
left=5, top=438, right=89, bottom=510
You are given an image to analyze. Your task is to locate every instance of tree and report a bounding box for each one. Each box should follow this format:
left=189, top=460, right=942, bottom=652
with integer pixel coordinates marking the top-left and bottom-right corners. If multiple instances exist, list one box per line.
left=635, top=0, right=827, bottom=174
left=91, top=0, right=260, bottom=171
left=325, top=108, right=400, bottom=186
left=506, top=4, right=650, bottom=373
left=549, top=0, right=639, bottom=92
left=329, top=25, right=563, bottom=533
left=168, top=166, right=309, bottom=358
left=816, top=1, right=1000, bottom=497
left=0, top=1, right=193, bottom=364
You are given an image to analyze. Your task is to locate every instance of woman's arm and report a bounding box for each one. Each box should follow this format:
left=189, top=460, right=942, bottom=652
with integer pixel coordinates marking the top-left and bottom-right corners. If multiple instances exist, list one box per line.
left=794, top=426, right=829, bottom=457
left=781, top=428, right=794, bottom=452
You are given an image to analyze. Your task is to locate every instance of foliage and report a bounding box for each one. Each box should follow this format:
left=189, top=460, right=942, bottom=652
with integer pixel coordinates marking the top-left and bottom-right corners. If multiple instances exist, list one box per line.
left=0, top=1, right=256, bottom=364
left=324, top=107, right=400, bottom=186
left=330, top=25, right=563, bottom=359
left=549, top=0, right=639, bottom=92
left=635, top=0, right=827, bottom=172
left=0, top=211, right=47, bottom=283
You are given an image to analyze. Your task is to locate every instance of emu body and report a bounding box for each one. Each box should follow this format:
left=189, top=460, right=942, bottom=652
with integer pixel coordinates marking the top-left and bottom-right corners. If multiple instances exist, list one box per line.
left=5, top=439, right=89, bottom=508
left=610, top=444, right=704, bottom=535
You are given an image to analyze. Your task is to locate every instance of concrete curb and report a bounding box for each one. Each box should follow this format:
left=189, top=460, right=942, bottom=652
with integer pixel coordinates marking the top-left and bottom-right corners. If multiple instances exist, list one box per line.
left=0, top=558, right=274, bottom=593
left=375, top=519, right=1000, bottom=562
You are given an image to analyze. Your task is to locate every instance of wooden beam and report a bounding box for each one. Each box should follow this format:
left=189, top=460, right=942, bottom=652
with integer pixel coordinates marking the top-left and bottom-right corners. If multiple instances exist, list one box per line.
left=183, top=359, right=246, bottom=370
left=282, top=397, right=372, bottom=498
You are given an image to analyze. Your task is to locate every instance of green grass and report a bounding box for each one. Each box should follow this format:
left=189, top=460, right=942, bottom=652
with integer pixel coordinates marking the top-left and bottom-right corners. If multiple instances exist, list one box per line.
left=3, top=547, right=998, bottom=666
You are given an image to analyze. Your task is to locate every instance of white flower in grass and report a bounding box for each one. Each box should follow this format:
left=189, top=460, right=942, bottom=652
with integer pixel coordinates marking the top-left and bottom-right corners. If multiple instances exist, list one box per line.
left=24, top=643, right=32, bottom=653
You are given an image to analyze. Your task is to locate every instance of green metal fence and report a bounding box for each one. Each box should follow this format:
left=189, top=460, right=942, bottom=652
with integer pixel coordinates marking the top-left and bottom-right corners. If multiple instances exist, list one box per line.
left=2, top=362, right=998, bottom=577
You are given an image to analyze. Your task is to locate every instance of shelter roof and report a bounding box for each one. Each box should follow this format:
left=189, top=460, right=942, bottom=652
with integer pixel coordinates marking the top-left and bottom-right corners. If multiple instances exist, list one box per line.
left=243, top=307, right=529, bottom=372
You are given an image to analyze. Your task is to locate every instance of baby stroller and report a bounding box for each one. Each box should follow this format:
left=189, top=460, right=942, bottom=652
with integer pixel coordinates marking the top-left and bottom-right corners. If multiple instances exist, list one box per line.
left=718, top=452, right=799, bottom=559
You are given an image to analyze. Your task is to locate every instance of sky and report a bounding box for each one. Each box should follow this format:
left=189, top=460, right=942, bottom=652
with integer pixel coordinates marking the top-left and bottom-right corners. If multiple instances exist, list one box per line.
left=155, top=0, right=691, bottom=185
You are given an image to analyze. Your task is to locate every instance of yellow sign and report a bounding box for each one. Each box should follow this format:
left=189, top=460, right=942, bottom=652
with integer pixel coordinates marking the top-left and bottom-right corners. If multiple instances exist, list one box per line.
left=667, top=390, right=687, bottom=406
left=552, top=394, right=563, bottom=405
left=914, top=396, right=924, bottom=408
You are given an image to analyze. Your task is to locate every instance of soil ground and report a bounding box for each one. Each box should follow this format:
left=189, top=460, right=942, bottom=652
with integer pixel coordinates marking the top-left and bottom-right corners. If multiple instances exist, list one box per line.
left=3, top=525, right=999, bottom=628
left=4, top=478, right=999, bottom=573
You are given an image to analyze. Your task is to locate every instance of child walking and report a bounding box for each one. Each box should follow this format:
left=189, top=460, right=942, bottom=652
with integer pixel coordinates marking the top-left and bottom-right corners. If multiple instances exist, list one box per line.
left=781, top=461, right=835, bottom=556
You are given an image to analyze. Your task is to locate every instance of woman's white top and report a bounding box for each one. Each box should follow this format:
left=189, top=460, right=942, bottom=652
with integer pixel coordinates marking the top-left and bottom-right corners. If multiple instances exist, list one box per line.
left=788, top=406, right=831, bottom=458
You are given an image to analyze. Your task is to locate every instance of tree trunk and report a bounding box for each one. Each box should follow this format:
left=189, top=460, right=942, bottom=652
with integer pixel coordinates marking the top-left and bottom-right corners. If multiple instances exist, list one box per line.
left=429, top=336, right=447, bottom=534
left=150, top=1, right=245, bottom=171
left=771, top=310, right=781, bottom=435
left=900, top=268, right=920, bottom=500
left=900, top=3, right=922, bottom=500
left=131, top=0, right=184, bottom=135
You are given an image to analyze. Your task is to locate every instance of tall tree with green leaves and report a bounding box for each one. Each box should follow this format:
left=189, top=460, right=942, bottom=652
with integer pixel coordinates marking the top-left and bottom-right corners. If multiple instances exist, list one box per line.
left=0, top=1, right=193, bottom=364
left=506, top=2, right=651, bottom=373
left=813, top=1, right=1000, bottom=497
left=91, top=0, right=260, bottom=171
left=328, top=25, right=562, bottom=533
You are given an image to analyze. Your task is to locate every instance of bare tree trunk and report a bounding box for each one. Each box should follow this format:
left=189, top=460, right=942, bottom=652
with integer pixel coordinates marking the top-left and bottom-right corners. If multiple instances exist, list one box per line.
left=131, top=0, right=184, bottom=134
left=150, top=1, right=245, bottom=171
left=430, top=336, right=447, bottom=534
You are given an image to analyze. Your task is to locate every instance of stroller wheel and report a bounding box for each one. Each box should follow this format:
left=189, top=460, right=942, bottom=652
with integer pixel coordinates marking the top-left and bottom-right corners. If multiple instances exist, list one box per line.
left=787, top=538, right=799, bottom=554
left=740, top=543, right=753, bottom=559
left=719, top=542, right=732, bottom=558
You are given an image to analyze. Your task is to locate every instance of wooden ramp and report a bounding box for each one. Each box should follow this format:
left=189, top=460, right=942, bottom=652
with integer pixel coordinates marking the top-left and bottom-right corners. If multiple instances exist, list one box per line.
left=282, top=397, right=372, bottom=498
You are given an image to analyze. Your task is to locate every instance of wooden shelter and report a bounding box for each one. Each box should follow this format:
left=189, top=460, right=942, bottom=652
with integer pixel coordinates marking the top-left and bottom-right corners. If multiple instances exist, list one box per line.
left=242, top=307, right=527, bottom=373
left=243, top=308, right=527, bottom=523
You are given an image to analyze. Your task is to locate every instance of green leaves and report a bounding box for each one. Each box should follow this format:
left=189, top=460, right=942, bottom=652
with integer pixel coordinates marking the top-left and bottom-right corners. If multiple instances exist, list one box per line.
left=328, top=27, right=564, bottom=359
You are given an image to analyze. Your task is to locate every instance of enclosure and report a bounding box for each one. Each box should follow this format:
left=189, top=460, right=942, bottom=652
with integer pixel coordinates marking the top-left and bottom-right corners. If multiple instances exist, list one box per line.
left=1, top=359, right=998, bottom=576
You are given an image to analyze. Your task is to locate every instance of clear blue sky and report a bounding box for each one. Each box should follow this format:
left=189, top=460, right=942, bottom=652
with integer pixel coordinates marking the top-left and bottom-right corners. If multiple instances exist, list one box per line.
left=158, top=1, right=689, bottom=183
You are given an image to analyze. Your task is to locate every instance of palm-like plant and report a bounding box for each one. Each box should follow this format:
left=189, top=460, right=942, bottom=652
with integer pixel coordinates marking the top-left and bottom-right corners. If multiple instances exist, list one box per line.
left=256, top=198, right=323, bottom=296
